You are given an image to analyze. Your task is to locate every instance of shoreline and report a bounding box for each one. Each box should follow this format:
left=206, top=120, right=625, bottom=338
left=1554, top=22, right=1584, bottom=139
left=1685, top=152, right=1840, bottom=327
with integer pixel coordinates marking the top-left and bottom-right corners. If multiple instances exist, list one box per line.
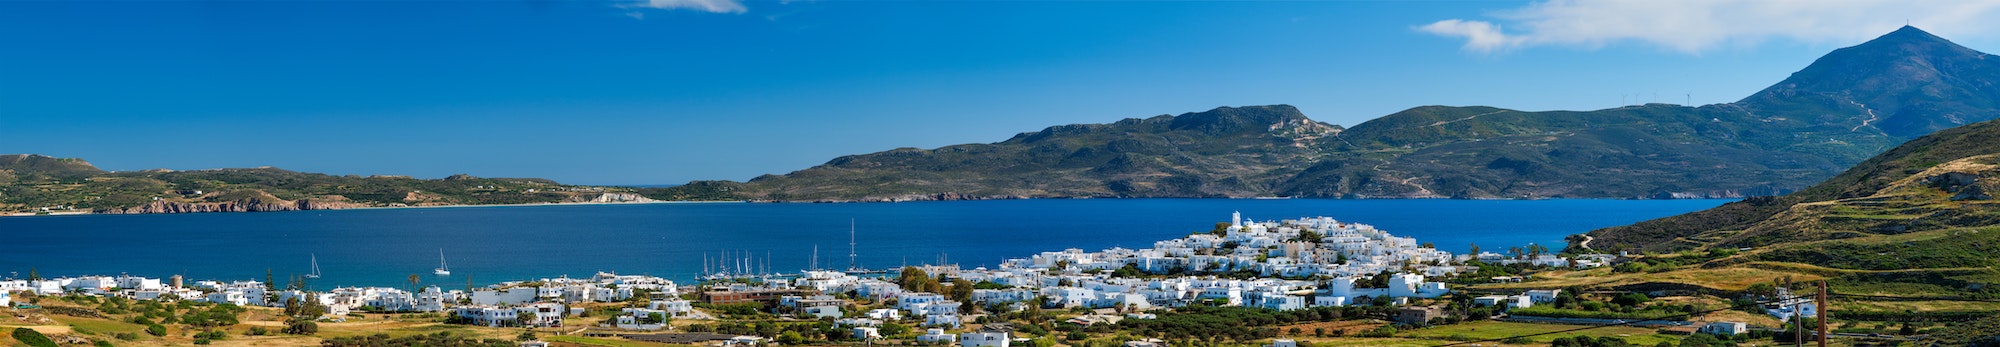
left=0, top=199, right=748, bottom=218
left=1, top=195, right=1747, bottom=218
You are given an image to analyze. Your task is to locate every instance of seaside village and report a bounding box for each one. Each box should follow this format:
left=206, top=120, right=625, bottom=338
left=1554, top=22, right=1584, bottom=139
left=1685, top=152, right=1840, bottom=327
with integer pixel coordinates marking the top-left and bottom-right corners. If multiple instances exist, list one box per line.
left=0, top=213, right=1803, bottom=346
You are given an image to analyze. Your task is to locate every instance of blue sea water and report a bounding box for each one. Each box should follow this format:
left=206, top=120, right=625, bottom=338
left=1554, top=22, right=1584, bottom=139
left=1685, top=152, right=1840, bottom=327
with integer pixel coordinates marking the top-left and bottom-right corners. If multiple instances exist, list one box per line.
left=0, top=199, right=1729, bottom=288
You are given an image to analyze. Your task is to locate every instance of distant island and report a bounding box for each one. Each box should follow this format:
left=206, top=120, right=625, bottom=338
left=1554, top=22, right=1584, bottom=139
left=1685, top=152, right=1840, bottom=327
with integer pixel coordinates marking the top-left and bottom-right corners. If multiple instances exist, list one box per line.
left=0, top=154, right=660, bottom=215
left=648, top=26, right=2000, bottom=202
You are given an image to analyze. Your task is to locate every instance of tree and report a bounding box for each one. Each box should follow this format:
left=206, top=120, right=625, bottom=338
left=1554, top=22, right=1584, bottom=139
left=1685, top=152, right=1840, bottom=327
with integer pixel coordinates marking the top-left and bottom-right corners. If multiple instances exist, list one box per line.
left=266, top=268, right=276, bottom=291
left=881, top=323, right=910, bottom=336
left=1509, top=246, right=1526, bottom=260
left=949, top=278, right=976, bottom=302
left=407, top=274, right=421, bottom=294
left=1296, top=230, right=1322, bottom=242
left=899, top=267, right=933, bottom=292
left=28, top=268, right=41, bottom=281
left=1211, top=222, right=1231, bottom=237
left=518, top=328, right=537, bottom=341
left=283, top=296, right=302, bottom=316
left=517, top=311, right=538, bottom=327
left=1469, top=243, right=1482, bottom=257
left=778, top=331, right=805, bottom=345
left=1527, top=243, right=1549, bottom=258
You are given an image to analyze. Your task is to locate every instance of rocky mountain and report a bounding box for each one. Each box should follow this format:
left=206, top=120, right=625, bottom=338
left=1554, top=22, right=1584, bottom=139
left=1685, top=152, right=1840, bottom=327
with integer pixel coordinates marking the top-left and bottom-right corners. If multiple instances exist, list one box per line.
left=675, top=105, right=1343, bottom=201
left=1740, top=26, right=2000, bottom=138
left=647, top=26, right=1994, bottom=202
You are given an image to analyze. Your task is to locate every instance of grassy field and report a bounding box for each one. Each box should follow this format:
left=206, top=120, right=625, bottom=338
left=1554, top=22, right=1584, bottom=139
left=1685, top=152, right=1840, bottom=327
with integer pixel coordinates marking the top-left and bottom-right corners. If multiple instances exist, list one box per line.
left=1398, top=320, right=1678, bottom=346
left=1473, top=264, right=1825, bottom=292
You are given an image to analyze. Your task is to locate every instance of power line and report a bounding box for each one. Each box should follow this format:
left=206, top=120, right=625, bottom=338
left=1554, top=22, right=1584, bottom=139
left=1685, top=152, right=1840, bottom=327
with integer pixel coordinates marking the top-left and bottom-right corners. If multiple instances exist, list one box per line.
left=1430, top=294, right=1815, bottom=347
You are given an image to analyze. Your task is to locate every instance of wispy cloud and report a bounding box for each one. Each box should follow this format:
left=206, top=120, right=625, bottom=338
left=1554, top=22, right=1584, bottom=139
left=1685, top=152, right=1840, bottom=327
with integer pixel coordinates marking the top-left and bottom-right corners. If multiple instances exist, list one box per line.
left=1419, top=0, right=2000, bottom=54
left=625, top=0, right=747, bottom=15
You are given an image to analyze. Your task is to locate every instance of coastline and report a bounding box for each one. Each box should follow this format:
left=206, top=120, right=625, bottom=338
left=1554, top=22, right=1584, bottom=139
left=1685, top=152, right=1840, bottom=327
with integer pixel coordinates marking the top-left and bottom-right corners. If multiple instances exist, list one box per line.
left=0, top=199, right=748, bottom=218
left=0, top=195, right=1746, bottom=217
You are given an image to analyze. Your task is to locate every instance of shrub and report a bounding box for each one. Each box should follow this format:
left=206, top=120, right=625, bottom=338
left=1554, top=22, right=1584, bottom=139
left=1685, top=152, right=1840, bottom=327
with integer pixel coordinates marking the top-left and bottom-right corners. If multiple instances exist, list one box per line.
left=145, top=324, right=167, bottom=337
left=12, top=328, right=59, bottom=347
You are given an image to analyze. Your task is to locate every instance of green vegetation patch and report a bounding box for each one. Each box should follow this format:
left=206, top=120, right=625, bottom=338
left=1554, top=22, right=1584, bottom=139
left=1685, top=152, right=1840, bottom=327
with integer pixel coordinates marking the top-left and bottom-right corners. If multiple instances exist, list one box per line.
left=1757, top=228, right=2000, bottom=270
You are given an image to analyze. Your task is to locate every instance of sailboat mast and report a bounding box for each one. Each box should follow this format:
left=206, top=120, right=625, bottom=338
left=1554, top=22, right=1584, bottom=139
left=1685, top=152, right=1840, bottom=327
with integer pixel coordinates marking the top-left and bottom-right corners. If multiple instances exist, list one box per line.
left=848, top=218, right=857, bottom=271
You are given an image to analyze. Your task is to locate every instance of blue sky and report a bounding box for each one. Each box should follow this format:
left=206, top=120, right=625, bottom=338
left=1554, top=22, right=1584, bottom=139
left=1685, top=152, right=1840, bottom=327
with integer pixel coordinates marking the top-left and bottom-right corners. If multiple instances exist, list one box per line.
left=5, top=0, right=1999, bottom=185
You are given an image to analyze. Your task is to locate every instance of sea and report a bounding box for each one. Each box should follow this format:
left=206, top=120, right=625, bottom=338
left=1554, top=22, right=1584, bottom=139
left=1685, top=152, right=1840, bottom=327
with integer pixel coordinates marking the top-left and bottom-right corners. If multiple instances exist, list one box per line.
left=0, top=198, right=1730, bottom=289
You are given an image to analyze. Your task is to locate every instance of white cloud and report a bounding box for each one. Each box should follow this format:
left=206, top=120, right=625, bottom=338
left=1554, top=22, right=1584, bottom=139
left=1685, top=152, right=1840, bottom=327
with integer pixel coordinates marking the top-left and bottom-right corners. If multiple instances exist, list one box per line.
left=1419, top=0, right=2000, bottom=54
left=627, top=0, right=747, bottom=14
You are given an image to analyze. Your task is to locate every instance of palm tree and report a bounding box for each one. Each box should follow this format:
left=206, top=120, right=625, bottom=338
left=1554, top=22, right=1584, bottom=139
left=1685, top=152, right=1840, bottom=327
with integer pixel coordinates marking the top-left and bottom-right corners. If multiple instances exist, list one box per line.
left=408, top=274, right=421, bottom=294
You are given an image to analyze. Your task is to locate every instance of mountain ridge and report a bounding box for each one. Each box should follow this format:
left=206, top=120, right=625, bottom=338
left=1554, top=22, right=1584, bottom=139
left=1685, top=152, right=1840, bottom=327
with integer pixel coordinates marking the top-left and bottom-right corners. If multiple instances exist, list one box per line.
left=637, top=26, right=1993, bottom=202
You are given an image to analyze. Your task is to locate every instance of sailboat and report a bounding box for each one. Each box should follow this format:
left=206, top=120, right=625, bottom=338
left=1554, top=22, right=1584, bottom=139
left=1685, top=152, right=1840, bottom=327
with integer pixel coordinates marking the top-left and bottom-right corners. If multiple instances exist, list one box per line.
left=304, top=254, right=322, bottom=279
left=433, top=249, right=451, bottom=276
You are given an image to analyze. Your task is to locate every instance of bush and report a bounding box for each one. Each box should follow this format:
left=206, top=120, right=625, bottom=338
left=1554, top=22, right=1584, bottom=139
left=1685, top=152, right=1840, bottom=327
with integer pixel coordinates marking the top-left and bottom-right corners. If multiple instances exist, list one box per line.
left=194, top=329, right=229, bottom=340
left=12, top=328, right=59, bottom=347
left=1503, top=336, right=1535, bottom=344
left=284, top=318, right=319, bottom=335
left=145, top=324, right=168, bottom=337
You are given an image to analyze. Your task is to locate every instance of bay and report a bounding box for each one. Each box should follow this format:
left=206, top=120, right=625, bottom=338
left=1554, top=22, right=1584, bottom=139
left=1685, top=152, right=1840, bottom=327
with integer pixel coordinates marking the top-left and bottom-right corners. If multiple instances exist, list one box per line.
left=0, top=198, right=1730, bottom=289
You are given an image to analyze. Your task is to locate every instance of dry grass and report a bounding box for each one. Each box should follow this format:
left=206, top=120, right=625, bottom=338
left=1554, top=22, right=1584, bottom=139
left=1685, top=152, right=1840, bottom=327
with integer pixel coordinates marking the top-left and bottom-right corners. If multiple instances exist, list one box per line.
left=1474, top=265, right=1823, bottom=292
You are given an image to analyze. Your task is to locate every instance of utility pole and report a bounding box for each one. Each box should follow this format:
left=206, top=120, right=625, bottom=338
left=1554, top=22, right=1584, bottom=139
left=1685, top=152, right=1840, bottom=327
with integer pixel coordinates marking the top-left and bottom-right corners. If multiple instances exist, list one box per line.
left=1818, top=281, right=1829, bottom=347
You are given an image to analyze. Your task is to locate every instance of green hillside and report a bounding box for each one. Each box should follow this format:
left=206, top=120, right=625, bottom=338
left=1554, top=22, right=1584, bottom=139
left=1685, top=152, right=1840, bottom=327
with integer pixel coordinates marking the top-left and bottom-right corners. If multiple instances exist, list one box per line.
left=0, top=157, right=633, bottom=214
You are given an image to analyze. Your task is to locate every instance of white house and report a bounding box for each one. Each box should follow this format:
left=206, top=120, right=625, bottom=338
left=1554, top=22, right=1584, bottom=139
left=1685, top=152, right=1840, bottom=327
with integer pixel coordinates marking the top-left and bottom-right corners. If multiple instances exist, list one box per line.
left=1267, top=339, right=1298, bottom=347
left=961, top=332, right=1010, bottom=347
left=866, top=308, right=902, bottom=320
left=471, top=287, right=539, bottom=305
left=801, top=305, right=843, bottom=319
left=1525, top=289, right=1562, bottom=304
left=414, top=286, right=448, bottom=312
left=515, top=303, right=568, bottom=327
left=853, top=327, right=882, bottom=340
left=205, top=291, right=248, bottom=306
left=1699, top=322, right=1747, bottom=336
left=918, top=328, right=957, bottom=344
left=454, top=306, right=519, bottom=327
left=1, top=291, right=10, bottom=307
left=1473, top=295, right=1531, bottom=309
left=0, top=280, right=27, bottom=293
left=925, top=313, right=962, bottom=328
left=615, top=308, right=669, bottom=330
left=650, top=299, right=695, bottom=317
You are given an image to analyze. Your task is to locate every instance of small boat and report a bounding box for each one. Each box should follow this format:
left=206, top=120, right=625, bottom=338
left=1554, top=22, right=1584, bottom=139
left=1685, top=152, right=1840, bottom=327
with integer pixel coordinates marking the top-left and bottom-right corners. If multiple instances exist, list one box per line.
left=433, top=249, right=451, bottom=276
left=304, top=253, right=322, bottom=279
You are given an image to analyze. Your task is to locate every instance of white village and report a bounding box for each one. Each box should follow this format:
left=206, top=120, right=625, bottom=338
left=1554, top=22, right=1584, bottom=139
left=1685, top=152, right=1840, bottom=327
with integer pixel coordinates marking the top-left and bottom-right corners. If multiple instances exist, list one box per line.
left=0, top=213, right=1816, bottom=347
